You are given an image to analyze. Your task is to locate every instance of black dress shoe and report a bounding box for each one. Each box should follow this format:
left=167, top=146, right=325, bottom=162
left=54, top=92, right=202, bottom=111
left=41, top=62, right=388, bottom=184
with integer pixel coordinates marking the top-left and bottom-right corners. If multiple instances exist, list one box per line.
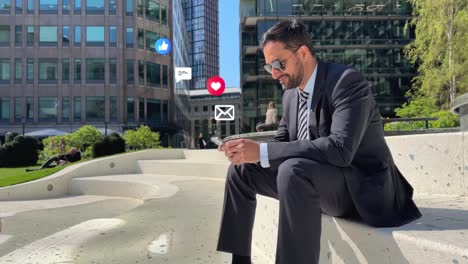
left=232, top=255, right=251, bottom=264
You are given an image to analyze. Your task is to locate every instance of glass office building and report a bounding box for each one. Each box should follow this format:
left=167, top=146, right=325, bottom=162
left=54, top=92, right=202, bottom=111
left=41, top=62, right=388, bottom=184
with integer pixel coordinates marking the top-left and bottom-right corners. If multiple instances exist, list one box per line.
left=240, top=0, right=416, bottom=132
left=0, top=0, right=182, bottom=146
left=182, top=0, right=219, bottom=90
left=173, top=0, right=192, bottom=147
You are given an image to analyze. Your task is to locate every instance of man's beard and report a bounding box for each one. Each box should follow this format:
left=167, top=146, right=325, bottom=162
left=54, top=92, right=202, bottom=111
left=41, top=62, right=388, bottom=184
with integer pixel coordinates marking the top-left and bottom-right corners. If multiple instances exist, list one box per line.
left=280, top=65, right=304, bottom=90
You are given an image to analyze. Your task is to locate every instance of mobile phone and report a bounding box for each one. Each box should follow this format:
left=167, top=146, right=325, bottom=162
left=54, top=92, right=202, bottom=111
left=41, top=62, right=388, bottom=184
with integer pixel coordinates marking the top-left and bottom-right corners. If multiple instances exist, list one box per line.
left=211, top=136, right=224, bottom=146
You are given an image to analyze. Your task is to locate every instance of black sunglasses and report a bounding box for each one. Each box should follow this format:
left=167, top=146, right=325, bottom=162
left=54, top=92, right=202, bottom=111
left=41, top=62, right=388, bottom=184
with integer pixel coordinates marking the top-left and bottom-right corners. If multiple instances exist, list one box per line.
left=264, top=47, right=301, bottom=74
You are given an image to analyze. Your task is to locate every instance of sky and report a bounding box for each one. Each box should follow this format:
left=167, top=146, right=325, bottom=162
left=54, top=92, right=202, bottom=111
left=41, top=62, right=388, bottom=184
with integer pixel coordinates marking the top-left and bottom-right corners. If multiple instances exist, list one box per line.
left=219, top=0, right=240, bottom=88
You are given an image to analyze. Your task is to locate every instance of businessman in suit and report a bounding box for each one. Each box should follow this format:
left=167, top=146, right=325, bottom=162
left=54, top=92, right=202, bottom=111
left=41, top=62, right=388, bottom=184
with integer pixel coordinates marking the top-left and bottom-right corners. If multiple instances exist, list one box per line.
left=216, top=20, right=422, bottom=264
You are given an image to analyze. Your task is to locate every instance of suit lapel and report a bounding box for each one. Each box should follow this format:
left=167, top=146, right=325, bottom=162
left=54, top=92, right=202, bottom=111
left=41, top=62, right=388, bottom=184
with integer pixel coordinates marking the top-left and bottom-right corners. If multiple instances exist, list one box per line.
left=309, top=60, right=326, bottom=139
left=311, top=59, right=325, bottom=113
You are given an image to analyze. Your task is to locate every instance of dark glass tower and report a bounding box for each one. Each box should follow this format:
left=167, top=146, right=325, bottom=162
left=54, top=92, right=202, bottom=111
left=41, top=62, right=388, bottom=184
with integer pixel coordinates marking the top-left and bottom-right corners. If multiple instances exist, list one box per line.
left=240, top=0, right=416, bottom=132
left=182, top=0, right=219, bottom=90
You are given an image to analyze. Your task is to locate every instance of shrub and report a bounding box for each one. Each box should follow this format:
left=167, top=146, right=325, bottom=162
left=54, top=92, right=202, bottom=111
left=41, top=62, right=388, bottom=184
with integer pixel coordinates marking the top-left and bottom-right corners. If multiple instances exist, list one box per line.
left=0, top=135, right=40, bottom=167
left=5, top=132, right=19, bottom=143
left=68, top=125, right=102, bottom=152
left=122, top=125, right=160, bottom=150
left=92, top=133, right=126, bottom=158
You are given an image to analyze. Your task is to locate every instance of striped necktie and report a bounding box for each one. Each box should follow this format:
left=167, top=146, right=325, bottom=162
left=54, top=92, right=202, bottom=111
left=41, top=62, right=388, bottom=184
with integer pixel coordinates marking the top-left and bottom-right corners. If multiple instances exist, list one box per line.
left=297, top=90, right=309, bottom=140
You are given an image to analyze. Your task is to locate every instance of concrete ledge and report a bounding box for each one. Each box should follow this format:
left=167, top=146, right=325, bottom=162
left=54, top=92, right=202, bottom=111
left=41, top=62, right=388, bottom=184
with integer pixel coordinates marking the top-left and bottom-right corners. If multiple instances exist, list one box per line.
left=0, top=149, right=185, bottom=201
left=253, top=195, right=468, bottom=264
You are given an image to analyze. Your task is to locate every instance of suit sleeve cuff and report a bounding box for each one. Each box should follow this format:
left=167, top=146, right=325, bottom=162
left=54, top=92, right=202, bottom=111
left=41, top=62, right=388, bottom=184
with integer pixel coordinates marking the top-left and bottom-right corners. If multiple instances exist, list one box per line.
left=259, top=143, right=270, bottom=168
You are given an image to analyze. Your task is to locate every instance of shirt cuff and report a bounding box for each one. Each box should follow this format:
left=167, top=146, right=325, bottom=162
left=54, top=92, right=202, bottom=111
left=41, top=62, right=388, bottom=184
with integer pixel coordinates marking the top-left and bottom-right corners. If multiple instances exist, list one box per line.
left=259, top=143, right=270, bottom=168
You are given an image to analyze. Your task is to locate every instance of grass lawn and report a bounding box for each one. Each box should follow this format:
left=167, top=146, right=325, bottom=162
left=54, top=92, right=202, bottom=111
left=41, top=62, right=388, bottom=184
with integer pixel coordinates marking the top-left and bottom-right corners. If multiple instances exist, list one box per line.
left=0, top=166, right=65, bottom=187
left=0, top=158, right=90, bottom=188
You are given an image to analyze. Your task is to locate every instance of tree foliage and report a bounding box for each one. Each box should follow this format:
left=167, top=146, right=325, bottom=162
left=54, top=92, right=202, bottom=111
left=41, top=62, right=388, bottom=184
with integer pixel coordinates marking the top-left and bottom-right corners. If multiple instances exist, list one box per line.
left=68, top=125, right=102, bottom=152
left=122, top=125, right=160, bottom=150
left=405, top=0, right=468, bottom=109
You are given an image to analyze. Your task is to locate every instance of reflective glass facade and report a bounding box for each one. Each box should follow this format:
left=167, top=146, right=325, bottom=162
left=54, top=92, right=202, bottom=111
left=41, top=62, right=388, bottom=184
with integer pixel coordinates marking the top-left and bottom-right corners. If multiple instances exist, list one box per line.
left=240, top=0, right=416, bottom=132
left=182, top=0, right=219, bottom=90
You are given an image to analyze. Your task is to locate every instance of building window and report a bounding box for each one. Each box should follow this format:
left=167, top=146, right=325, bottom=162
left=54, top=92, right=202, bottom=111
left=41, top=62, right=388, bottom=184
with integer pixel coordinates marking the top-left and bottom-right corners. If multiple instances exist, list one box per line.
left=0, top=97, right=9, bottom=123
left=39, top=26, right=58, bottom=46
left=39, top=59, right=58, bottom=82
left=162, top=101, right=168, bottom=122
left=138, top=97, right=144, bottom=122
left=27, top=26, right=34, bottom=46
left=146, top=62, right=160, bottom=87
left=137, top=0, right=143, bottom=16
left=15, top=97, right=22, bottom=122
left=15, top=58, right=22, bottom=83
left=109, top=58, right=116, bottom=83
left=86, top=0, right=104, bottom=14
left=39, top=97, right=57, bottom=122
left=63, top=0, right=69, bottom=13
left=0, top=59, right=10, bottom=82
left=15, top=25, right=22, bottom=46
left=126, top=59, right=134, bottom=84
left=86, top=96, right=105, bottom=122
left=162, top=64, right=168, bottom=86
left=62, top=58, right=69, bottom=82
left=109, top=26, right=116, bottom=47
left=27, top=0, right=34, bottom=13
left=146, top=0, right=159, bottom=21
left=147, top=98, right=160, bottom=121
left=74, top=58, right=81, bottom=83
left=74, top=96, right=81, bottom=122
left=127, top=97, right=134, bottom=122
left=62, top=26, right=70, bottom=46
left=126, top=27, right=134, bottom=47
left=86, top=26, right=104, bottom=46
left=74, top=0, right=81, bottom=14
left=0, top=0, right=11, bottom=14
left=62, top=96, right=70, bottom=123
left=16, top=0, right=22, bottom=13
left=138, top=28, right=144, bottom=49
left=74, top=25, right=81, bottom=46
left=0, top=26, right=10, bottom=46
left=109, top=0, right=116, bottom=14
left=86, top=58, right=105, bottom=82
left=161, top=5, right=166, bottom=24
left=109, top=96, right=117, bottom=122
left=203, top=105, right=208, bottom=112
left=145, top=31, right=158, bottom=51
left=26, top=96, right=33, bottom=122
left=138, top=60, right=144, bottom=84
left=126, top=0, right=133, bottom=16
left=27, top=58, right=33, bottom=82
left=39, top=0, right=58, bottom=13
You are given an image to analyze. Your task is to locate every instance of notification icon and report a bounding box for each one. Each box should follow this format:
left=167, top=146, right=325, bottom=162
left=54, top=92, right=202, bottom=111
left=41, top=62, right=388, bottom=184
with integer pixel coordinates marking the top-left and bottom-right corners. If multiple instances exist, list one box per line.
left=207, top=76, right=225, bottom=96
left=155, top=38, right=172, bottom=55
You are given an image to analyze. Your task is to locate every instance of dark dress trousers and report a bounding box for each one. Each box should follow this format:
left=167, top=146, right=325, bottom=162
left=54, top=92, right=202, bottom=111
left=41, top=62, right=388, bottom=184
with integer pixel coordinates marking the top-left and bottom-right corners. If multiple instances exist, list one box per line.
left=216, top=60, right=422, bottom=264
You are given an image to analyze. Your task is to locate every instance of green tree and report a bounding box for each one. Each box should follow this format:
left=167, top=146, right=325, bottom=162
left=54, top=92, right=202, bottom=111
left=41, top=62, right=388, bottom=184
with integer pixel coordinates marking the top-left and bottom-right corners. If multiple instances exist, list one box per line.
left=68, top=125, right=102, bottom=152
left=122, top=125, right=160, bottom=150
left=405, top=0, right=468, bottom=109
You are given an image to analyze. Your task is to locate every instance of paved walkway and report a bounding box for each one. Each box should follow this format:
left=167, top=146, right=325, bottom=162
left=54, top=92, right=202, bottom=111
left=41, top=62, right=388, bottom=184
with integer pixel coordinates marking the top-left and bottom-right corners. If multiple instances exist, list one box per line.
left=0, top=175, right=262, bottom=264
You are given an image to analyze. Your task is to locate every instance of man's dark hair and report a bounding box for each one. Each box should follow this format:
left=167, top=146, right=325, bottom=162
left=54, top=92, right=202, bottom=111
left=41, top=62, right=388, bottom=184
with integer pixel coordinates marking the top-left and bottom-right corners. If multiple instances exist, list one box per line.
left=261, top=19, right=314, bottom=56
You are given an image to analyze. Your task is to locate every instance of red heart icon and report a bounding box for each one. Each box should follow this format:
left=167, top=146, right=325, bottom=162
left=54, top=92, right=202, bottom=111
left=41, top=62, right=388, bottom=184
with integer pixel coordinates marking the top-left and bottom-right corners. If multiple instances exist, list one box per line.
left=207, top=76, right=226, bottom=96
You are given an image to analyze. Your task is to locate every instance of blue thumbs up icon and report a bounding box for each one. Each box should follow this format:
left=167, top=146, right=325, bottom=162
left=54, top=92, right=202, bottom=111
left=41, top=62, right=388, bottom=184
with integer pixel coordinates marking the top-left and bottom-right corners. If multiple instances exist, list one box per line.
left=155, top=38, right=172, bottom=55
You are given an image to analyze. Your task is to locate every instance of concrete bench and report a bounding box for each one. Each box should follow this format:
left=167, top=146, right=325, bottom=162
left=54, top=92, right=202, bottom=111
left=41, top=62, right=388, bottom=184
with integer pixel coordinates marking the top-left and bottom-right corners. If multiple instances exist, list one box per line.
left=228, top=132, right=468, bottom=263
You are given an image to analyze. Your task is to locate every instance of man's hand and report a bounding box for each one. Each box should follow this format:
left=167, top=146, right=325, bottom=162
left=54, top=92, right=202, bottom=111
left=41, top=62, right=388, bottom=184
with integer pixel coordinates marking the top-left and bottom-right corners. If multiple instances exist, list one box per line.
left=218, top=139, right=260, bottom=165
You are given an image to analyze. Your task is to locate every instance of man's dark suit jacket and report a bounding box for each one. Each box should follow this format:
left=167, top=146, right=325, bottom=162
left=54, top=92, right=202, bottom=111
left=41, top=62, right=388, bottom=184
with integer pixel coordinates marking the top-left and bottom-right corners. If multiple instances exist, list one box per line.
left=267, top=60, right=422, bottom=227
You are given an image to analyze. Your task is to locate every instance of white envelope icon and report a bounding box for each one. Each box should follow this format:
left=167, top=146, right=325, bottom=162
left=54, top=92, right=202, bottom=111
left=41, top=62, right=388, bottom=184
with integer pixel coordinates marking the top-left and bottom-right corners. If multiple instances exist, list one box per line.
left=215, top=105, right=235, bottom=121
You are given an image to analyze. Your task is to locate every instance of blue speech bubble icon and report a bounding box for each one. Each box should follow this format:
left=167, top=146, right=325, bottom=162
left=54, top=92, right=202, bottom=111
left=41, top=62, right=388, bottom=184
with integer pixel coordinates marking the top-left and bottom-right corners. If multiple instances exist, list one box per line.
left=155, top=38, right=172, bottom=55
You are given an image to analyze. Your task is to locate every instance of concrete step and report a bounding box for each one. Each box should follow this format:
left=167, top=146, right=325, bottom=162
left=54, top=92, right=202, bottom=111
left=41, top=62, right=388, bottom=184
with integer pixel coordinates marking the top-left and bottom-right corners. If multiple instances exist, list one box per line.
left=137, top=159, right=229, bottom=178
left=253, top=194, right=468, bottom=264
left=69, top=174, right=189, bottom=200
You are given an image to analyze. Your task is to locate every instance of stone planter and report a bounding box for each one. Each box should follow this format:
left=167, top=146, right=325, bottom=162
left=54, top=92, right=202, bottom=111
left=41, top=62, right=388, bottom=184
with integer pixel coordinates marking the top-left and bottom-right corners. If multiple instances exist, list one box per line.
left=450, top=93, right=468, bottom=131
